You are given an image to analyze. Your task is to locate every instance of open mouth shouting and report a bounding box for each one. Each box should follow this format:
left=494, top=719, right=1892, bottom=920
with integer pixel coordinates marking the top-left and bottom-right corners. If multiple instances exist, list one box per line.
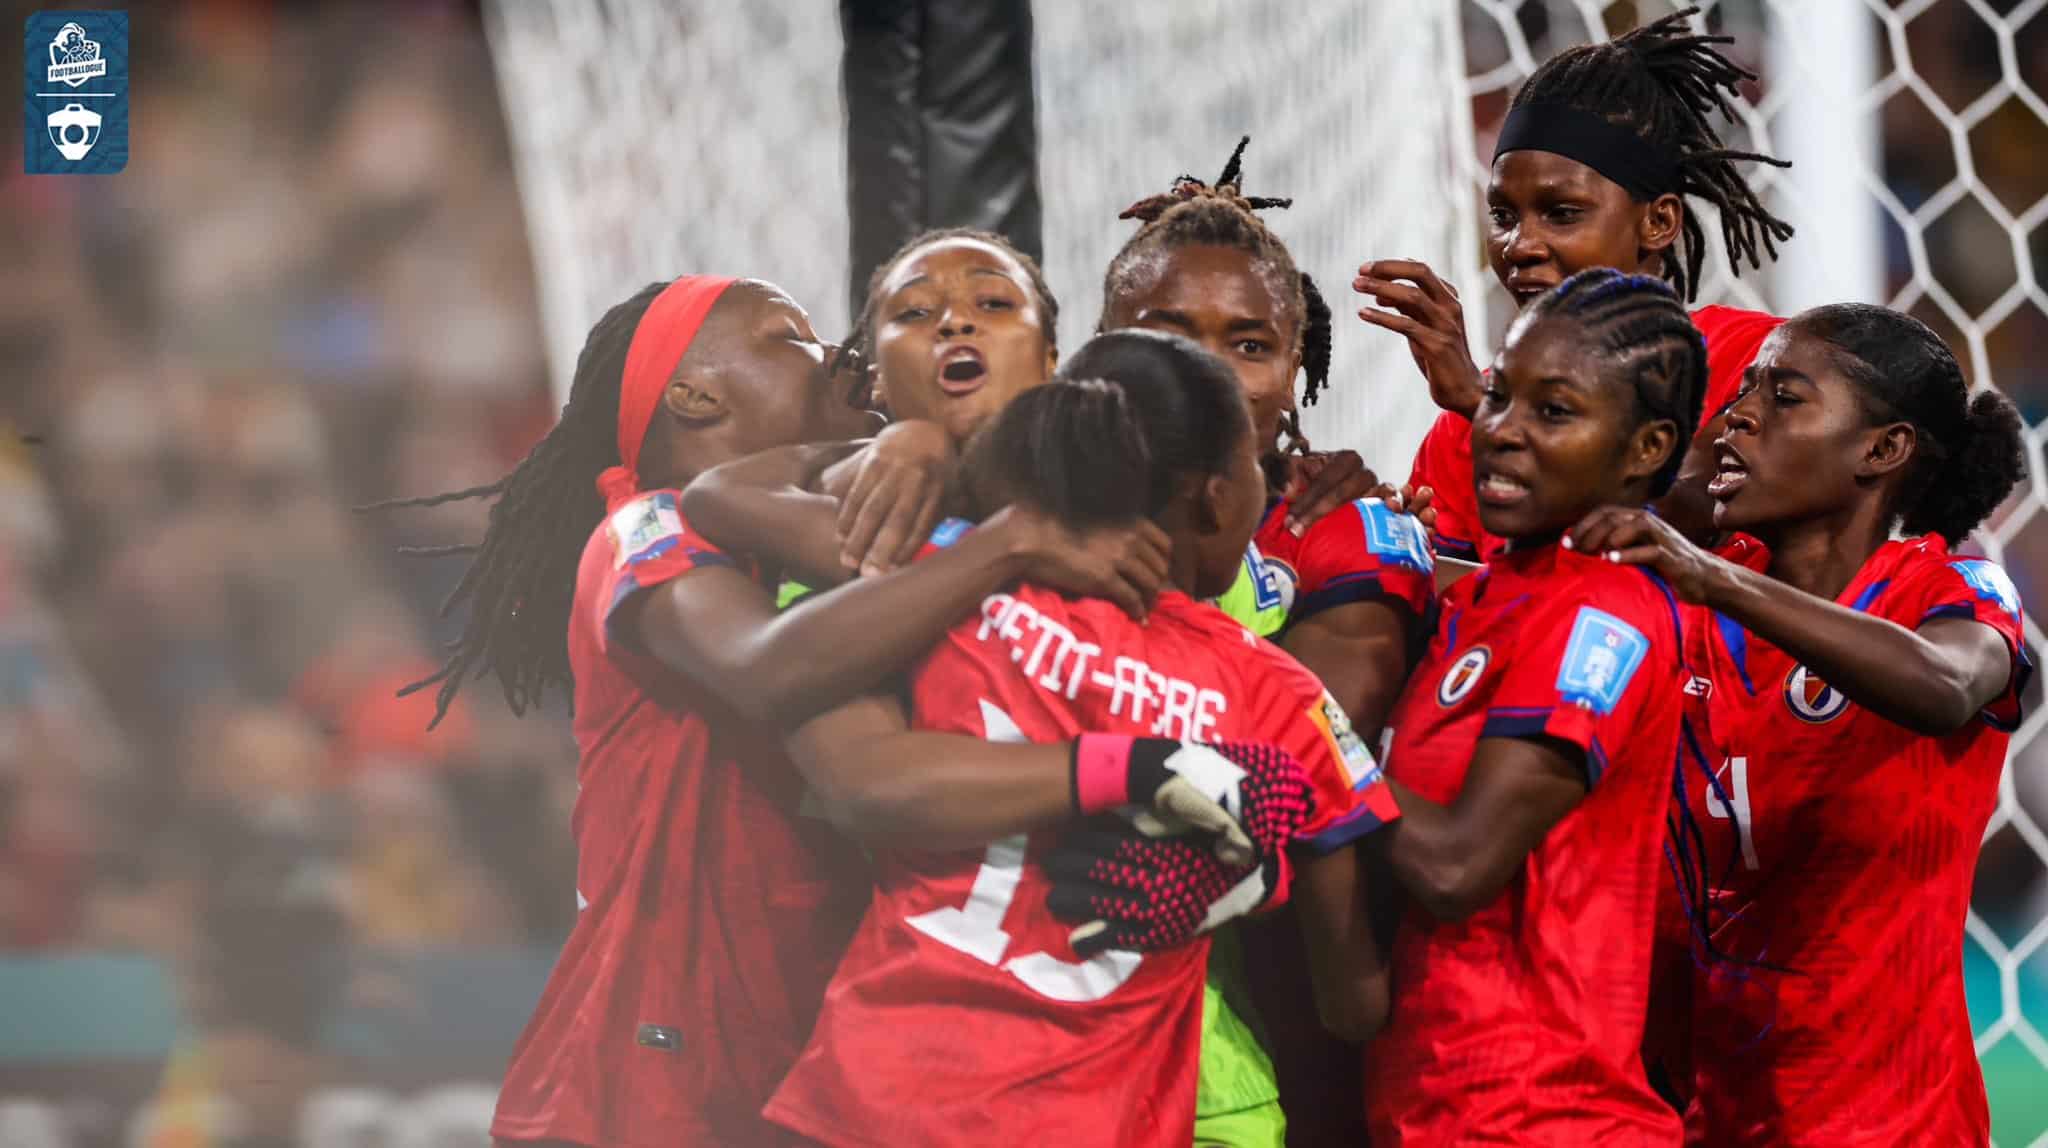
left=1708, top=439, right=1749, bottom=500
left=936, top=345, right=988, bottom=395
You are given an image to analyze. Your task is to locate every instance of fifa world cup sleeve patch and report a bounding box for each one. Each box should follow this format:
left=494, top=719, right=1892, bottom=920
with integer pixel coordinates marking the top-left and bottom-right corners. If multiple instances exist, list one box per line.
left=1355, top=498, right=1435, bottom=575
left=607, top=491, right=688, bottom=569
left=1951, top=559, right=2024, bottom=625
left=1554, top=606, right=1650, bottom=715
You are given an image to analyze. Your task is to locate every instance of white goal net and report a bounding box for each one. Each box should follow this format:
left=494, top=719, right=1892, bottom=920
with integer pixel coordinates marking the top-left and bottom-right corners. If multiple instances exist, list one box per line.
left=1454, top=2, right=2048, bottom=1143
left=487, top=0, right=2048, bottom=1137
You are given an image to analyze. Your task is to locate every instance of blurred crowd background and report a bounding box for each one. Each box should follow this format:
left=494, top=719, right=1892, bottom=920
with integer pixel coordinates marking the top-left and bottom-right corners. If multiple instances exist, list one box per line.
left=1, top=1, right=2044, bottom=1145
left=2, top=3, right=571, bottom=1143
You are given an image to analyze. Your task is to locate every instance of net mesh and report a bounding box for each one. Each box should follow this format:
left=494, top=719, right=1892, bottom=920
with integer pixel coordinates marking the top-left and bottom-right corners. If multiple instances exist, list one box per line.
left=1452, top=3, right=2048, bottom=1143
left=1034, top=1, right=1475, bottom=473
left=486, top=2, right=2048, bottom=1135
left=483, top=1, right=852, bottom=395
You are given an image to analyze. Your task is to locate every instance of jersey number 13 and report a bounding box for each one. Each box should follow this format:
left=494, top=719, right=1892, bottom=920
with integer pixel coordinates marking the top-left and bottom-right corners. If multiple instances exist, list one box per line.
left=904, top=700, right=1144, bottom=1003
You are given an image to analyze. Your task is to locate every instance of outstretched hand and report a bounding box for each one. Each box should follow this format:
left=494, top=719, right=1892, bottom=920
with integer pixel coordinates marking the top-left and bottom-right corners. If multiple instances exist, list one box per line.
left=1564, top=506, right=1729, bottom=604
left=1354, top=259, right=1482, bottom=418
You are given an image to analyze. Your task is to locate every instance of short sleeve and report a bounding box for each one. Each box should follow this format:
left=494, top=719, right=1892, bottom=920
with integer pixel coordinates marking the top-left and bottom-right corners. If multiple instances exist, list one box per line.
left=1290, top=498, right=1436, bottom=622
left=1253, top=671, right=1402, bottom=855
left=1411, top=409, right=1486, bottom=562
left=1913, top=558, right=2031, bottom=729
left=1478, top=591, right=1670, bottom=786
left=594, top=491, right=740, bottom=652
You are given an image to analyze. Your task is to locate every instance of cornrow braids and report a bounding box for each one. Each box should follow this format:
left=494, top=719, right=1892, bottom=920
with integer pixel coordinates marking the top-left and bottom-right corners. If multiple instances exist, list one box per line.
left=1100, top=136, right=1333, bottom=408
left=839, top=226, right=1060, bottom=407
left=362, top=281, right=667, bottom=726
left=1531, top=269, right=1707, bottom=495
left=1514, top=7, right=1795, bottom=300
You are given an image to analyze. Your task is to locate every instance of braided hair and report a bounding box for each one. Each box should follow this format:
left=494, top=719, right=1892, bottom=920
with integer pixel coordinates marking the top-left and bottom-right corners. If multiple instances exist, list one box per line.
left=1514, top=7, right=1795, bottom=300
left=1100, top=137, right=1333, bottom=425
left=1524, top=269, right=1708, bottom=496
left=362, top=282, right=667, bottom=726
left=838, top=227, right=1060, bottom=406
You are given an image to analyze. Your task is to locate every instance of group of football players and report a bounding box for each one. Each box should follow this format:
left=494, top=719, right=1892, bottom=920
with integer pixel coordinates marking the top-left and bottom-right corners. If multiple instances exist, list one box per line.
left=385, top=9, right=2031, bottom=1147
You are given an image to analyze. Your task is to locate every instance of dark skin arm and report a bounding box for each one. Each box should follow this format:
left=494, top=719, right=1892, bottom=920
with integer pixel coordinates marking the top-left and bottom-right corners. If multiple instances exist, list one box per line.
left=630, top=505, right=1168, bottom=730
left=679, top=419, right=958, bottom=586
left=679, top=440, right=863, bottom=589
left=1569, top=507, right=2015, bottom=736
left=1279, top=601, right=1414, bottom=745
left=1374, top=735, right=1589, bottom=921
left=1292, top=843, right=1391, bottom=1041
left=784, top=692, right=1082, bottom=848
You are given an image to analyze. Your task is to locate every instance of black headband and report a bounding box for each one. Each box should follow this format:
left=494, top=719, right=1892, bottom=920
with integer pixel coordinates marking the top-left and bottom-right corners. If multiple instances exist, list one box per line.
left=1495, top=103, right=1680, bottom=200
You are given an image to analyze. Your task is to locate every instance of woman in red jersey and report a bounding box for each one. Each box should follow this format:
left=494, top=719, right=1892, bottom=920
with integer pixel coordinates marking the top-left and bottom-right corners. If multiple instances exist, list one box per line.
left=1087, top=138, right=1438, bottom=1145
left=821, top=223, right=1384, bottom=583
left=378, top=275, right=1250, bottom=1148
left=1568, top=304, right=2029, bottom=1145
left=1363, top=269, right=1705, bottom=1147
left=1358, top=8, right=1794, bottom=557
left=750, top=331, right=1402, bottom=1148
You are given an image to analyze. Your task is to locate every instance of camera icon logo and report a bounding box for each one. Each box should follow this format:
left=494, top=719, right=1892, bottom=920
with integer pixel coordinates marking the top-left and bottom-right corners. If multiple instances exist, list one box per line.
left=47, top=103, right=101, bottom=162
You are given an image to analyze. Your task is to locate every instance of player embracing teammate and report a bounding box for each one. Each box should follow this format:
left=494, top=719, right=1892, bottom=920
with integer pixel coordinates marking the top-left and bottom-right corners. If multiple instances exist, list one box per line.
left=378, top=8, right=2030, bottom=1147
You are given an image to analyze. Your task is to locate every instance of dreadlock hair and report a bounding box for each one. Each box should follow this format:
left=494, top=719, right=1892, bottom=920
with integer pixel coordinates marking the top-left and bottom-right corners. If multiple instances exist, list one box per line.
left=1513, top=6, right=1795, bottom=301
left=1522, top=268, right=1708, bottom=497
left=1100, top=136, right=1333, bottom=425
left=1791, top=303, right=2025, bottom=545
left=361, top=281, right=668, bottom=726
left=838, top=227, right=1060, bottom=405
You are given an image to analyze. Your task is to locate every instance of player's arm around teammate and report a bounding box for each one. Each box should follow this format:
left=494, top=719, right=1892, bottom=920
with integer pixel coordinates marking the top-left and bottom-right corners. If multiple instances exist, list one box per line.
left=762, top=331, right=1396, bottom=1148
left=1358, top=10, right=1794, bottom=559
left=1565, top=304, right=2028, bottom=1146
left=1364, top=271, right=1709, bottom=1148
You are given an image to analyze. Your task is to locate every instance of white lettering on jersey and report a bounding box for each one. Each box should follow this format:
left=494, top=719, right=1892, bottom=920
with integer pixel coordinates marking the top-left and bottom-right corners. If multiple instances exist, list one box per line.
left=976, top=593, right=1225, bottom=739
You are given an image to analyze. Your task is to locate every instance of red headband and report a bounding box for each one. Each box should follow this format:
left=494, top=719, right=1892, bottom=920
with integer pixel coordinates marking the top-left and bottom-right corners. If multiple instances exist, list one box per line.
left=595, top=275, right=737, bottom=509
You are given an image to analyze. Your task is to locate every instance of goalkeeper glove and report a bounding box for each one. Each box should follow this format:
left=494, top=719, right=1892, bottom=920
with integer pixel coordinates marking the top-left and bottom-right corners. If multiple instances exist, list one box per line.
left=1070, top=734, right=1313, bottom=865
left=1044, top=821, right=1292, bottom=957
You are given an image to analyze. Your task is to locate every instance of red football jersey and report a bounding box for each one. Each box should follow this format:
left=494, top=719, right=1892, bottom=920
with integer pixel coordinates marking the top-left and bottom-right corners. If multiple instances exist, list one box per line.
left=1677, top=536, right=2027, bottom=1146
left=765, top=586, right=1399, bottom=1148
left=1410, top=305, right=1784, bottom=561
left=1366, top=543, right=1690, bottom=1146
left=1251, top=494, right=1438, bottom=624
left=491, top=491, right=865, bottom=1148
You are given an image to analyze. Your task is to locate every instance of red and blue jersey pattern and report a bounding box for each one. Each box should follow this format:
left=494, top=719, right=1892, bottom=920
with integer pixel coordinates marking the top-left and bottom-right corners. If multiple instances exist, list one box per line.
left=1366, top=543, right=1691, bottom=1147
left=1411, top=305, right=1784, bottom=561
left=767, top=566, right=1396, bottom=1148
left=492, top=491, right=864, bottom=1148
left=1678, top=536, right=2028, bottom=1146
left=1251, top=494, right=1438, bottom=624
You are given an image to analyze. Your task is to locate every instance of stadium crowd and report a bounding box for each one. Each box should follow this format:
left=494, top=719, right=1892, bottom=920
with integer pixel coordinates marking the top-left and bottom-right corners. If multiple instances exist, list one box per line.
left=0, top=16, right=575, bottom=1138
left=3, top=3, right=2048, bottom=1147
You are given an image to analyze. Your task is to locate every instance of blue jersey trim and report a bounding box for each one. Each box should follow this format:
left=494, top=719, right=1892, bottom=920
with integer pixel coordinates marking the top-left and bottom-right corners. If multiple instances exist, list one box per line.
left=1300, top=803, right=1392, bottom=855
left=1433, top=533, right=1480, bottom=562
left=1849, top=578, right=1890, bottom=614
left=1481, top=709, right=1552, bottom=739
left=1293, top=572, right=1394, bottom=622
left=1715, top=612, right=1756, bottom=696
left=603, top=548, right=736, bottom=648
